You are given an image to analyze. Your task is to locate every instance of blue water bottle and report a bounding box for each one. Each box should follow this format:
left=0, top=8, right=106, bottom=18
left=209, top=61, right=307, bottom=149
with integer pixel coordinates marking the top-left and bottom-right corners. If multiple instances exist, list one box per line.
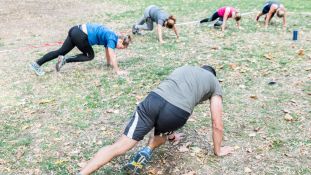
left=293, top=30, right=298, bottom=41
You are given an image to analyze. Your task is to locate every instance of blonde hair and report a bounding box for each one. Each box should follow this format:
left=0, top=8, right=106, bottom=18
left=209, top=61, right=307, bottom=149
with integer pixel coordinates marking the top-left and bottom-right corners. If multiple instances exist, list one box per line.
left=277, top=9, right=285, bottom=17
left=166, top=15, right=176, bottom=29
left=235, top=12, right=241, bottom=21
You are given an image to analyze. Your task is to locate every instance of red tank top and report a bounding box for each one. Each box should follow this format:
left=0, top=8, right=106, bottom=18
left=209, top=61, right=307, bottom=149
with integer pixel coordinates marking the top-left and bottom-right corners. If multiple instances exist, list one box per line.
left=217, top=7, right=236, bottom=18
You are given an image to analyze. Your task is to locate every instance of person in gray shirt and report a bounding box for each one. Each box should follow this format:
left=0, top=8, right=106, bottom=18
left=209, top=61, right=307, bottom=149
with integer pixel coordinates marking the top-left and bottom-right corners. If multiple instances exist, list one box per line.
left=132, top=5, right=179, bottom=44
left=78, top=65, right=233, bottom=175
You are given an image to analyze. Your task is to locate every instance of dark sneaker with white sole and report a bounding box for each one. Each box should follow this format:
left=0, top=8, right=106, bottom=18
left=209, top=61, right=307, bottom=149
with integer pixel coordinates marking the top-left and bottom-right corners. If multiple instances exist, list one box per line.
left=55, top=55, right=66, bottom=72
left=123, top=147, right=152, bottom=175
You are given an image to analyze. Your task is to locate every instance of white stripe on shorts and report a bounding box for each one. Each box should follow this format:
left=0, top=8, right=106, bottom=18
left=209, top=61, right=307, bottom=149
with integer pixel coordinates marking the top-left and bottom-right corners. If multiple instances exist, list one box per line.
left=127, top=111, right=139, bottom=139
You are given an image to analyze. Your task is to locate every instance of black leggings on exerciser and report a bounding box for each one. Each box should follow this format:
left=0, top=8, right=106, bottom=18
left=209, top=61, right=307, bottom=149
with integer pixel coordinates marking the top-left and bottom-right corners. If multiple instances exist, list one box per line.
left=36, top=26, right=94, bottom=66
left=200, top=12, right=223, bottom=23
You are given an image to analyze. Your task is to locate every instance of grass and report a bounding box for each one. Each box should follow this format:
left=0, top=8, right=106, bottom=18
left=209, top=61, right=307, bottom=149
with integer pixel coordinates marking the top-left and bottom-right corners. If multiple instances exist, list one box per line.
left=0, top=0, right=311, bottom=174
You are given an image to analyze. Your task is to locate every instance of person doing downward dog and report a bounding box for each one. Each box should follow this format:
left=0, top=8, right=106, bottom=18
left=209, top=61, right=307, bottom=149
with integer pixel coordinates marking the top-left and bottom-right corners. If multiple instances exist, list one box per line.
left=256, top=1, right=286, bottom=30
left=77, top=65, right=233, bottom=175
left=132, top=5, right=179, bottom=44
left=200, top=6, right=241, bottom=31
left=30, top=23, right=131, bottom=76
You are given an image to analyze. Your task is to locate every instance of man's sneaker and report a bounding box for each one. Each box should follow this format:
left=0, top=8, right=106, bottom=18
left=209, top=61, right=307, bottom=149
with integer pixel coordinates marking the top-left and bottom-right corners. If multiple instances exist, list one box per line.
left=55, top=55, right=66, bottom=72
left=30, top=62, right=45, bottom=76
left=123, top=147, right=152, bottom=175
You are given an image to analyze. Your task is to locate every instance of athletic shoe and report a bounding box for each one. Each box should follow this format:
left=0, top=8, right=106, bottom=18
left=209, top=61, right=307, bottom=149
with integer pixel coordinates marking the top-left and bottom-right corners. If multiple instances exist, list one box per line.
left=132, top=25, right=143, bottom=35
left=55, top=55, right=66, bottom=72
left=123, top=147, right=152, bottom=175
left=214, top=20, right=223, bottom=27
left=132, top=25, right=138, bottom=35
left=29, top=62, right=45, bottom=76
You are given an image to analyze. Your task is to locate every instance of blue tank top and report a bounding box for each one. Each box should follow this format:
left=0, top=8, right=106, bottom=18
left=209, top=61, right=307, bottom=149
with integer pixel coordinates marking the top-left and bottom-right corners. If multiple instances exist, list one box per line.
left=86, top=23, right=118, bottom=49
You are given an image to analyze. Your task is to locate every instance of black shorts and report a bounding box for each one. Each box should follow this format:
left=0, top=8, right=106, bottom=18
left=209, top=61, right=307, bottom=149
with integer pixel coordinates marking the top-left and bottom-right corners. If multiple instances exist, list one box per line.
left=262, top=2, right=272, bottom=14
left=123, top=92, right=190, bottom=141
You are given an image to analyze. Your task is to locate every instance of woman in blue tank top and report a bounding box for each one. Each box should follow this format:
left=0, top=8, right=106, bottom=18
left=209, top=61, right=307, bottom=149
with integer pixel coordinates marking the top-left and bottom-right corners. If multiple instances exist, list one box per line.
left=30, top=23, right=131, bottom=76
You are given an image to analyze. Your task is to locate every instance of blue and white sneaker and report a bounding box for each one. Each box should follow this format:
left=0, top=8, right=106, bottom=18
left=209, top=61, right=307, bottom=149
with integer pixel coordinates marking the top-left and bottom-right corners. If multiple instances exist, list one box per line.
left=29, top=62, right=45, bottom=76
left=123, top=147, right=152, bottom=175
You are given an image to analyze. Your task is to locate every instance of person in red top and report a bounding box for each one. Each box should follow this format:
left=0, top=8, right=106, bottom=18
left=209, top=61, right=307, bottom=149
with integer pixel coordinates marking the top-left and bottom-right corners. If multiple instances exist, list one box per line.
left=200, top=6, right=241, bottom=31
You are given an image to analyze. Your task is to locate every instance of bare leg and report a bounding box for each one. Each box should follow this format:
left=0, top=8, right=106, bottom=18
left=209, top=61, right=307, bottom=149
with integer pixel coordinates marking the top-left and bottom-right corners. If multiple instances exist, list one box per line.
left=148, top=135, right=167, bottom=150
left=80, top=135, right=138, bottom=175
left=256, top=12, right=263, bottom=21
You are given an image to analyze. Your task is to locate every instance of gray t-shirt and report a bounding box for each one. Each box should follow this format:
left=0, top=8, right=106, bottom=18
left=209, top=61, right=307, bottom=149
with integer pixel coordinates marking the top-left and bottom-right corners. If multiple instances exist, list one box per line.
left=153, top=65, right=223, bottom=113
left=149, top=6, right=169, bottom=26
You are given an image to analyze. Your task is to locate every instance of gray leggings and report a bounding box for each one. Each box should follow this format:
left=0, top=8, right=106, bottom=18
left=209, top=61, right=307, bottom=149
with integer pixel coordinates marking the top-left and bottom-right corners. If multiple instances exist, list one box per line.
left=135, top=5, right=156, bottom=30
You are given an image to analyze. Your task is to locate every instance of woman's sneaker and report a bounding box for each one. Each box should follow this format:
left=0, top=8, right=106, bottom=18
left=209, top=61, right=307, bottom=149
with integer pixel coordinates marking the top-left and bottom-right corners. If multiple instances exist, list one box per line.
left=55, top=55, right=66, bottom=72
left=30, top=62, right=45, bottom=76
left=132, top=25, right=138, bottom=35
left=123, top=147, right=152, bottom=175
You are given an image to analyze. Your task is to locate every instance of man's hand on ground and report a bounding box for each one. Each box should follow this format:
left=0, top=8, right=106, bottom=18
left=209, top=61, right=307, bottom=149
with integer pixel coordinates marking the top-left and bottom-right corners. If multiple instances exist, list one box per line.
left=216, top=146, right=234, bottom=156
left=116, top=70, right=128, bottom=76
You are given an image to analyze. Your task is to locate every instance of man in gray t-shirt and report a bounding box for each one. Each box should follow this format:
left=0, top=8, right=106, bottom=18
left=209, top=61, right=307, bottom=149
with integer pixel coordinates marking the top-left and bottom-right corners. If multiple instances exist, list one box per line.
left=132, top=5, right=179, bottom=44
left=153, top=65, right=223, bottom=114
left=79, top=65, right=233, bottom=175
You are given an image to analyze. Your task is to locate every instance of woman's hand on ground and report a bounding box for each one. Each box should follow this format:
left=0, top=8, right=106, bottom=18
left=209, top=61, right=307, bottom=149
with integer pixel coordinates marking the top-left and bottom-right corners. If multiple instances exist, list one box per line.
left=116, top=70, right=128, bottom=76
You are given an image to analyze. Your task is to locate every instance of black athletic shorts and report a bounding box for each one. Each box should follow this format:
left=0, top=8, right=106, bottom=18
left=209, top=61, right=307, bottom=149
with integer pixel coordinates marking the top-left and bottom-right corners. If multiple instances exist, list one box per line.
left=123, top=92, right=190, bottom=141
left=262, top=2, right=272, bottom=14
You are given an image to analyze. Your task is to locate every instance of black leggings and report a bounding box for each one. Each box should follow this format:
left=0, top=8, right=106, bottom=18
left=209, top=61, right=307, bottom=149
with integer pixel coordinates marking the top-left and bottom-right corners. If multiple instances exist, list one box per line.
left=200, top=12, right=223, bottom=23
left=36, top=26, right=94, bottom=66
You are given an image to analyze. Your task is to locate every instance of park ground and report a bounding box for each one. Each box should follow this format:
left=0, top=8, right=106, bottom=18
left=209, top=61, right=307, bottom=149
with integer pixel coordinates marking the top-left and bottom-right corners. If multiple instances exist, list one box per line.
left=0, top=0, right=310, bottom=174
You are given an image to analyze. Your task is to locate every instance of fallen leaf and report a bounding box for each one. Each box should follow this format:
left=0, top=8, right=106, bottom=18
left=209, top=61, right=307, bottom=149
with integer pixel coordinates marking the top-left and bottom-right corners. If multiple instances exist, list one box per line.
left=229, top=63, right=237, bottom=69
left=191, top=147, right=202, bottom=153
left=147, top=168, right=158, bottom=175
left=264, top=53, right=273, bottom=60
left=282, top=109, right=290, bottom=113
left=234, top=145, right=240, bottom=150
left=96, top=140, right=103, bottom=145
left=22, top=125, right=30, bottom=130
left=253, top=127, right=261, bottom=132
left=255, top=155, right=261, bottom=159
left=244, top=167, right=252, bottom=173
left=188, top=118, right=196, bottom=122
left=78, top=161, right=87, bottom=168
left=211, top=46, right=220, bottom=50
left=0, top=159, right=6, bottom=164
left=183, top=171, right=196, bottom=175
left=179, top=145, right=189, bottom=152
left=38, top=99, right=55, bottom=104
left=250, top=95, right=258, bottom=100
left=135, top=95, right=143, bottom=101
left=284, top=113, right=293, bottom=121
left=249, top=133, right=256, bottom=137
left=16, top=148, right=25, bottom=159
left=297, top=48, right=304, bottom=56
left=94, top=80, right=101, bottom=87
left=105, top=109, right=119, bottom=114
